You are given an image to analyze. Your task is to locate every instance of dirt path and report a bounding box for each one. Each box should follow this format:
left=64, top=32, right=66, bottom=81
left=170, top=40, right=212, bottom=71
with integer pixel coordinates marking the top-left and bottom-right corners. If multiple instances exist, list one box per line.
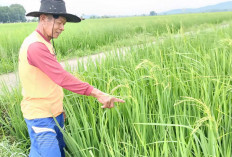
left=0, top=23, right=229, bottom=95
left=0, top=40, right=151, bottom=95
left=0, top=47, right=130, bottom=94
left=0, top=52, right=106, bottom=94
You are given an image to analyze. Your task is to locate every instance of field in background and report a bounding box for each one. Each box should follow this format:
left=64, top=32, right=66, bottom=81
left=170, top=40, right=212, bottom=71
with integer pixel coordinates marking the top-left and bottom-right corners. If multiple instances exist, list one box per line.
left=1, top=12, right=232, bottom=74
left=0, top=12, right=232, bottom=156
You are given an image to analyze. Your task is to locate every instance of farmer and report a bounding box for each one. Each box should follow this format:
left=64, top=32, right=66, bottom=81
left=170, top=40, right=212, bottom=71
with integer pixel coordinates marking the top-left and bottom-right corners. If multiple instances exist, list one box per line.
left=18, top=0, right=125, bottom=156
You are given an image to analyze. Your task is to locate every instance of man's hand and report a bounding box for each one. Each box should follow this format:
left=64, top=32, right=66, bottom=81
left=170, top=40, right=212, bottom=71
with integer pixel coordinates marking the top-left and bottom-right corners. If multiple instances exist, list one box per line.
left=90, top=88, right=125, bottom=108
left=97, top=94, right=125, bottom=109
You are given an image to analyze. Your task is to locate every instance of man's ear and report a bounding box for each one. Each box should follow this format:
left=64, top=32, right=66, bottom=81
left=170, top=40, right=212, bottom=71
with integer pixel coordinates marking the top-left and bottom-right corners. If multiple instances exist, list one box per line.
left=39, top=14, right=47, bottom=22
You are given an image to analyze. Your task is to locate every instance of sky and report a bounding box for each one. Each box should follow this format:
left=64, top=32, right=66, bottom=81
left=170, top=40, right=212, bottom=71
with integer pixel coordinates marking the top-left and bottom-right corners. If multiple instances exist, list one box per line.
left=0, top=0, right=231, bottom=16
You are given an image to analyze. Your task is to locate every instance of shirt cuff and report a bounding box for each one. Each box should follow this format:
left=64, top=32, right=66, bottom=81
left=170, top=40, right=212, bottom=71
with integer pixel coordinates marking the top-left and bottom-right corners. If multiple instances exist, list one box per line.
left=84, top=86, right=94, bottom=96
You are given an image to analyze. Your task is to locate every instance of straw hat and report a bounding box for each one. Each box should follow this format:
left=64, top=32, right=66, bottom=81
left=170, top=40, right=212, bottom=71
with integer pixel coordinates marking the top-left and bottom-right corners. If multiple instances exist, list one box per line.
left=26, top=0, right=81, bottom=22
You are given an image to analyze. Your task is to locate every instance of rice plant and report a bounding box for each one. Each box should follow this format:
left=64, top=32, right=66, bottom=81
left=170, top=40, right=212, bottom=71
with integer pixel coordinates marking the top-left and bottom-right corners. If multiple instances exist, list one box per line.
left=0, top=12, right=232, bottom=156
left=1, top=12, right=232, bottom=74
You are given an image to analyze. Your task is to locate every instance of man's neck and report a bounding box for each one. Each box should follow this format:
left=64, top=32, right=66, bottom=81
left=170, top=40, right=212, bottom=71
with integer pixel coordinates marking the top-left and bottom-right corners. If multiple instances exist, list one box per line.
left=36, top=25, right=51, bottom=41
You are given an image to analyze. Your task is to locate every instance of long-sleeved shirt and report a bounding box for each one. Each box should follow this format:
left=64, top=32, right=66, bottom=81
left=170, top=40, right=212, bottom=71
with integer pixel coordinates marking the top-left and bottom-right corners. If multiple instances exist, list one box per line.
left=27, top=30, right=94, bottom=95
left=19, top=29, right=94, bottom=119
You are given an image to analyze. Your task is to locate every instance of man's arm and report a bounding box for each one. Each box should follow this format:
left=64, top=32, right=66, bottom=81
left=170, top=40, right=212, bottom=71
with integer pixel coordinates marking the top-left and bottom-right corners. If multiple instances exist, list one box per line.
left=27, top=42, right=93, bottom=95
left=28, top=42, right=125, bottom=108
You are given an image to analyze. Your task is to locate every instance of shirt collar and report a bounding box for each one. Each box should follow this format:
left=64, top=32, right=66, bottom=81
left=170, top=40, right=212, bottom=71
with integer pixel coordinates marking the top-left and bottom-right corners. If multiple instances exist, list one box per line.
left=36, top=29, right=51, bottom=43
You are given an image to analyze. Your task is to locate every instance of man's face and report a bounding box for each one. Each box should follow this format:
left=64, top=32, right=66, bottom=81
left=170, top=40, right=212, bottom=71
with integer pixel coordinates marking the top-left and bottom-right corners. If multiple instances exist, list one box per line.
left=41, top=14, right=67, bottom=39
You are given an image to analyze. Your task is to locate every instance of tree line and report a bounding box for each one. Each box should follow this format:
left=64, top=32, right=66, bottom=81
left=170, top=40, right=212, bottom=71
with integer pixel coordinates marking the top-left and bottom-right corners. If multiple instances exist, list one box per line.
left=0, top=4, right=157, bottom=23
left=0, top=4, right=26, bottom=23
left=88, top=11, right=158, bottom=19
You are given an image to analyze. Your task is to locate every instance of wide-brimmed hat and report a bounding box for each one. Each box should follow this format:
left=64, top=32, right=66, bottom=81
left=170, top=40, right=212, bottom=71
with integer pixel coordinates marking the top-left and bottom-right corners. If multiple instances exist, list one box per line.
left=26, top=0, right=81, bottom=23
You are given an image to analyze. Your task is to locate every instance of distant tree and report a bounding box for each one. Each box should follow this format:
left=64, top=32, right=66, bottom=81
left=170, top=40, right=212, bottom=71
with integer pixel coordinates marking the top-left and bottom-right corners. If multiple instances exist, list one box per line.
left=149, top=11, right=157, bottom=16
left=89, top=15, right=96, bottom=19
left=90, top=15, right=100, bottom=19
left=27, top=17, right=38, bottom=22
left=0, top=4, right=26, bottom=23
left=101, top=15, right=110, bottom=18
left=9, top=4, right=26, bottom=22
left=0, top=6, right=10, bottom=23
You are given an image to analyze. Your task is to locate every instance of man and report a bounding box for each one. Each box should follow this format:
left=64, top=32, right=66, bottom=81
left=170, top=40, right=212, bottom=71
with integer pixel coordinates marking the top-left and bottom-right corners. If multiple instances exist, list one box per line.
left=18, top=0, right=125, bottom=156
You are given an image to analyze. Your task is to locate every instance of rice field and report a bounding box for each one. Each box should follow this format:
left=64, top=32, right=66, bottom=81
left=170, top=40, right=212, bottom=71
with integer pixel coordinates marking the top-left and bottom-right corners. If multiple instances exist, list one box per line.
left=0, top=12, right=232, bottom=156
left=1, top=12, right=232, bottom=74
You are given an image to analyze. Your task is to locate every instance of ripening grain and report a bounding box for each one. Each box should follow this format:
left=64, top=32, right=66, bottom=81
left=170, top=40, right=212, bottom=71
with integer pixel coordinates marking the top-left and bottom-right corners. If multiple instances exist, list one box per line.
left=0, top=12, right=232, bottom=156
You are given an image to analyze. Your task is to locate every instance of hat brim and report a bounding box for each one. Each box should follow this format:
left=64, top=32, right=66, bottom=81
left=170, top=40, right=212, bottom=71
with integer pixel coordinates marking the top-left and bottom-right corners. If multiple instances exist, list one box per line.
left=26, top=12, right=81, bottom=23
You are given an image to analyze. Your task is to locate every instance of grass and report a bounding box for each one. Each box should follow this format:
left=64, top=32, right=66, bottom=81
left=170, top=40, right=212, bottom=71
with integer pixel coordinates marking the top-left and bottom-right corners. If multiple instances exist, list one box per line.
left=0, top=136, right=28, bottom=156
left=58, top=22, right=232, bottom=156
left=1, top=12, right=232, bottom=74
left=0, top=12, right=232, bottom=156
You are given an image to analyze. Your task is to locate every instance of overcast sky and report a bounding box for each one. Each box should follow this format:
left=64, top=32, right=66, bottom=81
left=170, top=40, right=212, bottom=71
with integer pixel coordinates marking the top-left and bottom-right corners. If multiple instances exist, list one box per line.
left=0, top=0, right=231, bottom=16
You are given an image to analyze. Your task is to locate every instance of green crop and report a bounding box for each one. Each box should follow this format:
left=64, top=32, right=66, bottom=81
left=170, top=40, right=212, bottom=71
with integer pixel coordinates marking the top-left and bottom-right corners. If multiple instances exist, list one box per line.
left=0, top=12, right=232, bottom=156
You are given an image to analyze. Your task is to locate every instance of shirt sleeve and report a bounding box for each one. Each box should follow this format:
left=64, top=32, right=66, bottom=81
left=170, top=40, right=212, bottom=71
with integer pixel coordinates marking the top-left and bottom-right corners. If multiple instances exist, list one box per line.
left=27, top=42, right=94, bottom=95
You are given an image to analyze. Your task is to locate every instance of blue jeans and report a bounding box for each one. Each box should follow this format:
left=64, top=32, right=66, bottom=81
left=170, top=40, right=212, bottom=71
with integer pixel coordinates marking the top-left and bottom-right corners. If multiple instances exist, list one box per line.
left=25, top=113, right=65, bottom=157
